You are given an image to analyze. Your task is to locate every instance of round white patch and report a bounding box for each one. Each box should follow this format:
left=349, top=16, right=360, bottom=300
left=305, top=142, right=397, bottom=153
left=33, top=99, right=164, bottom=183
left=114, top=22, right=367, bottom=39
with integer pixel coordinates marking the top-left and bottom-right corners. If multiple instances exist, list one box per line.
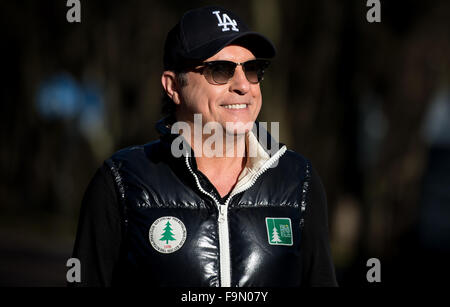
left=149, top=216, right=187, bottom=254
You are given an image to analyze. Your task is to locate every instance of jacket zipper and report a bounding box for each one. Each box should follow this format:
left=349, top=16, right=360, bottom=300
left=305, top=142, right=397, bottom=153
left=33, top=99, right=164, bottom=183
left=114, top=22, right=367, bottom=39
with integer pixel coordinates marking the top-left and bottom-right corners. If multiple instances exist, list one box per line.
left=184, top=145, right=287, bottom=287
left=184, top=155, right=228, bottom=287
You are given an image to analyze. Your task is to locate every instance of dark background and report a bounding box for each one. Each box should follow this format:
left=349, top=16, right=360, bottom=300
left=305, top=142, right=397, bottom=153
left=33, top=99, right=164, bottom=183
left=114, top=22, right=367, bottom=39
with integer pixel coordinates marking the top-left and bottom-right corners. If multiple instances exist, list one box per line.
left=1, top=0, right=449, bottom=286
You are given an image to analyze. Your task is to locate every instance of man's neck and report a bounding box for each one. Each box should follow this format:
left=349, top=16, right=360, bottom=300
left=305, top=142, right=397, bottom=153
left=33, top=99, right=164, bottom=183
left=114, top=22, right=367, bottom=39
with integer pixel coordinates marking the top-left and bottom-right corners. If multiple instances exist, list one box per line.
left=191, top=132, right=248, bottom=198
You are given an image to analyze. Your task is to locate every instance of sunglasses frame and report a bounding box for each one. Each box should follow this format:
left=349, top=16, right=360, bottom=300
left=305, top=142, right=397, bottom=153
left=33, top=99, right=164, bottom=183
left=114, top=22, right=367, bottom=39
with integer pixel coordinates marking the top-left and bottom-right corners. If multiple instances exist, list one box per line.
left=195, top=59, right=271, bottom=85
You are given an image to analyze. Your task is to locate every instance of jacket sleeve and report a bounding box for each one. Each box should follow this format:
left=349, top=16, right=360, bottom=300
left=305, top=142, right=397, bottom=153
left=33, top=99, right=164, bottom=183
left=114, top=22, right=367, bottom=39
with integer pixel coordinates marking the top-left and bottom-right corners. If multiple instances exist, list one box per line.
left=300, top=166, right=338, bottom=286
left=69, top=163, right=123, bottom=287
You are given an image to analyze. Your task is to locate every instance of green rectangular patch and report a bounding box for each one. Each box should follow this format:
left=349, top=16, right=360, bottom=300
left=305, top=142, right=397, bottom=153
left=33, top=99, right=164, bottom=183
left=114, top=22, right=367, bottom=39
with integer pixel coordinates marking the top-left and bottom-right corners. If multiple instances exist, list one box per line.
left=265, top=217, right=293, bottom=246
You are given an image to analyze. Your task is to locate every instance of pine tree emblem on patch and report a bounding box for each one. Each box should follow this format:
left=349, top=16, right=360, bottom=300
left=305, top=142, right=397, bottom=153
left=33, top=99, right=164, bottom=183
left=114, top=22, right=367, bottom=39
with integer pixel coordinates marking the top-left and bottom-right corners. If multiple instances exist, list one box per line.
left=265, top=217, right=293, bottom=246
left=149, top=216, right=187, bottom=253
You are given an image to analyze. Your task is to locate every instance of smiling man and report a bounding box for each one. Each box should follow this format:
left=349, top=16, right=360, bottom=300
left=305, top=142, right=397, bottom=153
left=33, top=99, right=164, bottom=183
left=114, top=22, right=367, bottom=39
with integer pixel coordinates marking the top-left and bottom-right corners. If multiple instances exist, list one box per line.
left=71, top=6, right=338, bottom=287
left=163, top=44, right=267, bottom=197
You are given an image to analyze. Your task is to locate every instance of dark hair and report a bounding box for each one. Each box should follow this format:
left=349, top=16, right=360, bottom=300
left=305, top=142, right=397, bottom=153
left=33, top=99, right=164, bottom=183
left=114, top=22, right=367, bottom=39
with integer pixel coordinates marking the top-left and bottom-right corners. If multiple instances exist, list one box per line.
left=161, top=71, right=188, bottom=117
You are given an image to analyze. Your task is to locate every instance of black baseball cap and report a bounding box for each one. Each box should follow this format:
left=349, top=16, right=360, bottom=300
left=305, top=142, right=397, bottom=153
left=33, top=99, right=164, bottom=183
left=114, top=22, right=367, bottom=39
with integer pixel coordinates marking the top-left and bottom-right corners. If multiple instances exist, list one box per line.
left=163, top=6, right=276, bottom=70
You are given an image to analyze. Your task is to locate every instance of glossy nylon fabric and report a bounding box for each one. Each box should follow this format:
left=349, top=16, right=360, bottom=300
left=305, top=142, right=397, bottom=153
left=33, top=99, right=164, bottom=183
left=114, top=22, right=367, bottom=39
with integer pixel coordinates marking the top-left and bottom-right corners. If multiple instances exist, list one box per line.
left=106, top=119, right=311, bottom=287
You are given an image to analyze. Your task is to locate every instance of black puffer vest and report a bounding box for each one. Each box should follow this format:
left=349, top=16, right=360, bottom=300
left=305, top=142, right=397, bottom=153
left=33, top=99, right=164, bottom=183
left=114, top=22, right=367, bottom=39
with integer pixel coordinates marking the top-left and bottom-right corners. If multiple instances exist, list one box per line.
left=106, top=118, right=311, bottom=287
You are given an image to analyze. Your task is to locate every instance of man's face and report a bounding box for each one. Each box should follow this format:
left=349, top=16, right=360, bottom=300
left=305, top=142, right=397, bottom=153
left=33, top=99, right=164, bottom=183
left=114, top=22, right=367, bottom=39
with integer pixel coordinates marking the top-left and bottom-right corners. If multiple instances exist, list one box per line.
left=176, top=45, right=262, bottom=135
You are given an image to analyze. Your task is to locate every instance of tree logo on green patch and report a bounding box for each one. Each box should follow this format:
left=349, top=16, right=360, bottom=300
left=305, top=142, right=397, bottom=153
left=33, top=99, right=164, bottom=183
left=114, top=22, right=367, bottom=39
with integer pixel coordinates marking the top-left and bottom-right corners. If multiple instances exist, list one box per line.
left=265, top=217, right=293, bottom=246
left=149, top=216, right=186, bottom=253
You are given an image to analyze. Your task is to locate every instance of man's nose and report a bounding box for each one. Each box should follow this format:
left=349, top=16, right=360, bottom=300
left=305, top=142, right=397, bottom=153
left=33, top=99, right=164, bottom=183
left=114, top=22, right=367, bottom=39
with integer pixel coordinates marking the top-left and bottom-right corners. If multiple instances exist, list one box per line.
left=229, top=65, right=250, bottom=95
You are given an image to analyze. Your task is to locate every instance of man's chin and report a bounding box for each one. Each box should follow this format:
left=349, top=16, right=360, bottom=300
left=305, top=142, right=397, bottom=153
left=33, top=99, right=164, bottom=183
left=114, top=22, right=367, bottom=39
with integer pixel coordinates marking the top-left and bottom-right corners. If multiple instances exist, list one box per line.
left=223, top=121, right=255, bottom=136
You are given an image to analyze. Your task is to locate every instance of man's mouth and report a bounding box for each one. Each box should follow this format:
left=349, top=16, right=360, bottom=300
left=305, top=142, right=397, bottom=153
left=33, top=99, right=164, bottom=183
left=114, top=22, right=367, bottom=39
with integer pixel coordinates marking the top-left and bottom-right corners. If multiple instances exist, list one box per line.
left=221, top=104, right=248, bottom=109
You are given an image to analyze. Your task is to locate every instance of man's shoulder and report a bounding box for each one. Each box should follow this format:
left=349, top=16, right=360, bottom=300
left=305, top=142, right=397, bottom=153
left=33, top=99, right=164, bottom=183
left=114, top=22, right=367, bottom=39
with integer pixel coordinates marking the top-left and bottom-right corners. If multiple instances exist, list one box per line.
left=279, top=148, right=311, bottom=170
left=280, top=149, right=323, bottom=189
left=267, top=148, right=311, bottom=182
left=106, top=139, right=163, bottom=165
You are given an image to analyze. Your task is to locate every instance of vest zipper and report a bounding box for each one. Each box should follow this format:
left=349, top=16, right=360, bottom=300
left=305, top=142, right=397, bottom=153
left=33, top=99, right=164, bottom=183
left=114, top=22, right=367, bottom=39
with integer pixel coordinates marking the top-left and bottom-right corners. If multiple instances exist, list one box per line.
left=184, top=145, right=287, bottom=287
left=184, top=155, right=230, bottom=287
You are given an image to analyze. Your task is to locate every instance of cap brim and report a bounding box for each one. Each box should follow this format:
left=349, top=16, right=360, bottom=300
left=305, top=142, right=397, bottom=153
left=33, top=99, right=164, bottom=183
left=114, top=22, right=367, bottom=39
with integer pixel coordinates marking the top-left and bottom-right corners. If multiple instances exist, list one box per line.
left=185, top=31, right=276, bottom=61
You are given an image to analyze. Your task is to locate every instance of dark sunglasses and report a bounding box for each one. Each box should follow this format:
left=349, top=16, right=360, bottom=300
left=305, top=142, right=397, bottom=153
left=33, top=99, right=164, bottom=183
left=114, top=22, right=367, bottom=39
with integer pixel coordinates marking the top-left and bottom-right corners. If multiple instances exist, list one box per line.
left=195, top=59, right=270, bottom=85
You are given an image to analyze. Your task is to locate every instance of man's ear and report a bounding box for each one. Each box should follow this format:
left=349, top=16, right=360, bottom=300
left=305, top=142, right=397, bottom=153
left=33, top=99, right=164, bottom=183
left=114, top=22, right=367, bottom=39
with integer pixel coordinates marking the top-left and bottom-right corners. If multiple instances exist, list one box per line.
left=161, top=71, right=182, bottom=105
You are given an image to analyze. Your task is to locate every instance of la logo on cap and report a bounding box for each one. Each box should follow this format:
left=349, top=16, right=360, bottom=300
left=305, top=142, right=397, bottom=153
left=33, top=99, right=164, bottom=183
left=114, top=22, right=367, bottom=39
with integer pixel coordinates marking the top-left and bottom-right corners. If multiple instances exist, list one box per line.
left=212, top=10, right=239, bottom=32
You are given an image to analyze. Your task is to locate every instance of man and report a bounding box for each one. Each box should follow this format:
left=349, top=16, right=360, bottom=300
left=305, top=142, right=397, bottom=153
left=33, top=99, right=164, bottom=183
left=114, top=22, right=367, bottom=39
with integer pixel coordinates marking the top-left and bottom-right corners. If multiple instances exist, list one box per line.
left=71, top=6, right=337, bottom=287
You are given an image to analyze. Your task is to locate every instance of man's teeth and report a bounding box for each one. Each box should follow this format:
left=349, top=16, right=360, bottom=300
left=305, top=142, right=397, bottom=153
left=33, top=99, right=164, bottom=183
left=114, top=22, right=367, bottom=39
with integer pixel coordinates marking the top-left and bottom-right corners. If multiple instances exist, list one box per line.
left=223, top=104, right=247, bottom=109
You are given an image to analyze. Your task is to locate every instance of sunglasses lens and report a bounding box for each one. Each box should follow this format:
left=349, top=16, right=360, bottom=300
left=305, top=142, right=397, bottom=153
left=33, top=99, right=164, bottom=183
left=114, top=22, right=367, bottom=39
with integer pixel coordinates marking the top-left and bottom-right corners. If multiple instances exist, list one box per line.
left=209, top=62, right=236, bottom=84
left=201, top=60, right=270, bottom=85
left=243, top=60, right=269, bottom=83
